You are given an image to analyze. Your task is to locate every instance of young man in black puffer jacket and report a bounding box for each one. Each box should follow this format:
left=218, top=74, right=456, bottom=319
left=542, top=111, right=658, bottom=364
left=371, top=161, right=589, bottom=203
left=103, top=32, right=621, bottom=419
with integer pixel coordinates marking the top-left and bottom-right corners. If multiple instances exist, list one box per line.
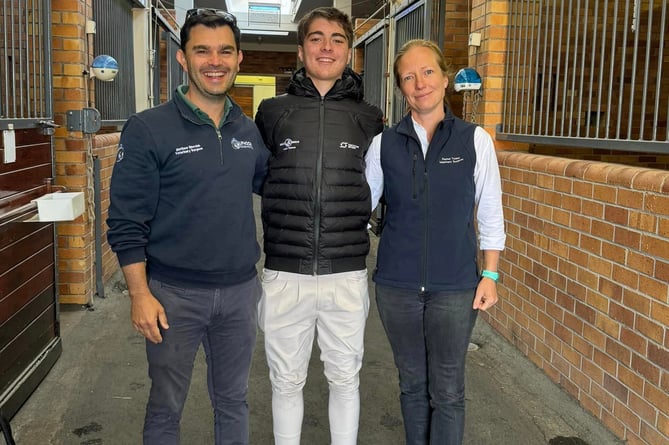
left=254, top=7, right=383, bottom=444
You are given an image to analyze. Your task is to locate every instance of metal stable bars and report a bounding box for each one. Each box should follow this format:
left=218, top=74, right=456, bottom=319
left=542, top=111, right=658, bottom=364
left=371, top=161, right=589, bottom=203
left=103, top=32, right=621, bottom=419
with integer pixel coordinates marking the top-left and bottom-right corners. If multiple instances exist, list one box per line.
left=93, top=0, right=136, bottom=124
left=363, top=29, right=386, bottom=114
left=0, top=0, right=49, bottom=121
left=498, top=0, right=668, bottom=153
left=391, top=1, right=425, bottom=125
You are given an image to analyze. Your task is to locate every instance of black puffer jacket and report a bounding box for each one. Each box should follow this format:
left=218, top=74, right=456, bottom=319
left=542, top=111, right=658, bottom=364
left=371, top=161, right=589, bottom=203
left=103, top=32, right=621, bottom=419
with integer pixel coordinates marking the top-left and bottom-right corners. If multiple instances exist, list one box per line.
left=255, top=67, right=384, bottom=275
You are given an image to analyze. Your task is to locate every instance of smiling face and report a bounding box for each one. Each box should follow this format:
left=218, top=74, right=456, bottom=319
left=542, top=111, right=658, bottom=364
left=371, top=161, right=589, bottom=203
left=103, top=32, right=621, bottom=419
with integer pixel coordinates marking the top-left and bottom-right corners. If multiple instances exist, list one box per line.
left=298, top=17, right=352, bottom=96
left=176, top=23, right=242, bottom=107
left=396, top=45, right=448, bottom=118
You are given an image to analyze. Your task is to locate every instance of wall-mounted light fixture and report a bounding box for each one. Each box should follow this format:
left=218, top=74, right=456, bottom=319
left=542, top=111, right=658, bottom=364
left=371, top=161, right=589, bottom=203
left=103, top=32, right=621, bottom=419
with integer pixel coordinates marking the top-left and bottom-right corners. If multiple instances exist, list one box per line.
left=90, top=54, right=119, bottom=82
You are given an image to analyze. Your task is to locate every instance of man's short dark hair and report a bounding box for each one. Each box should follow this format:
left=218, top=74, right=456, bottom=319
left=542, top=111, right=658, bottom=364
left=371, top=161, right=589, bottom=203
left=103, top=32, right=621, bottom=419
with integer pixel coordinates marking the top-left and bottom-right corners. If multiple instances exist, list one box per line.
left=297, top=7, right=354, bottom=48
left=180, top=9, right=241, bottom=52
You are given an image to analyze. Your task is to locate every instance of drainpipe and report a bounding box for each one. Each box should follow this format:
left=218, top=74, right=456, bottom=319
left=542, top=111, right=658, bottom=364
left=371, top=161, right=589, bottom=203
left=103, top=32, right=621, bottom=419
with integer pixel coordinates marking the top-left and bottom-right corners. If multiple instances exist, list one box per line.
left=93, top=155, right=105, bottom=298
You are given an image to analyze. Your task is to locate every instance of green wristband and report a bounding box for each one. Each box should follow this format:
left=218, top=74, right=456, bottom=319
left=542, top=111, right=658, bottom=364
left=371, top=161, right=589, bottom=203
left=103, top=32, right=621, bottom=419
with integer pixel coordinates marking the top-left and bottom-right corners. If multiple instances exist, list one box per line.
left=481, top=270, right=499, bottom=282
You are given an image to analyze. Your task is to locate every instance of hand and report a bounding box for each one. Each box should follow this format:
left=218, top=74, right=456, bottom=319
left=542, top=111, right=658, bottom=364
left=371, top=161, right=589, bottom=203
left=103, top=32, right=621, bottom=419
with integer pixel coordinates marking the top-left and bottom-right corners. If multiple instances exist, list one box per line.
left=130, top=291, right=169, bottom=344
left=473, top=278, right=498, bottom=311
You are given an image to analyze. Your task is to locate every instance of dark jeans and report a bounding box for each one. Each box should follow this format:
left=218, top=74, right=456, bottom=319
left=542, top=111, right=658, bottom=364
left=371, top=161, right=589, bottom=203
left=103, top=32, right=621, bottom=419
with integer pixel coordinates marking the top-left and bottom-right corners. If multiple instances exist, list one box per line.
left=375, top=284, right=478, bottom=445
left=143, top=276, right=261, bottom=445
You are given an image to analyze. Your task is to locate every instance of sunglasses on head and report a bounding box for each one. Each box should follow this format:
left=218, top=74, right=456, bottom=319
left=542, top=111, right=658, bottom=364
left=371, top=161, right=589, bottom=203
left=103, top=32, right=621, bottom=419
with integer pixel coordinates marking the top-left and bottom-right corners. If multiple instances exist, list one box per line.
left=185, top=8, right=237, bottom=25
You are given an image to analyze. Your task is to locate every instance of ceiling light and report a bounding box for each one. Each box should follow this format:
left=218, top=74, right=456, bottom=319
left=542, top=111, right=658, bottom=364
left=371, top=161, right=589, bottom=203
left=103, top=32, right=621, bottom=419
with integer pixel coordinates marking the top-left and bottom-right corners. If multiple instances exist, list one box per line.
left=242, top=30, right=289, bottom=36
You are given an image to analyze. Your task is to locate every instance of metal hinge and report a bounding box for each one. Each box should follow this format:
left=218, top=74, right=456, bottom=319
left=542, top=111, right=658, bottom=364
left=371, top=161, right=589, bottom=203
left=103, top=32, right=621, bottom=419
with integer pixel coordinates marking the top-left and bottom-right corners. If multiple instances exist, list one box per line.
left=66, top=108, right=101, bottom=134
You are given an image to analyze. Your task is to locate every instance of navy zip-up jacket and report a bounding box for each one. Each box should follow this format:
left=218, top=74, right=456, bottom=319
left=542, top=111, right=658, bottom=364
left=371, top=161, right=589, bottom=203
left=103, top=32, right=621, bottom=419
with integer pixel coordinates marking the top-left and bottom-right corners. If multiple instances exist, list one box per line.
left=107, top=90, right=270, bottom=288
left=374, top=109, right=479, bottom=292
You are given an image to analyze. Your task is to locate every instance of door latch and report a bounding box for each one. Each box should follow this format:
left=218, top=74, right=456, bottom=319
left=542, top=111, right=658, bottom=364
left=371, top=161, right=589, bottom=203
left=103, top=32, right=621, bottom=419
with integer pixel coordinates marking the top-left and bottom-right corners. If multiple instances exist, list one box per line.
left=38, top=119, right=60, bottom=136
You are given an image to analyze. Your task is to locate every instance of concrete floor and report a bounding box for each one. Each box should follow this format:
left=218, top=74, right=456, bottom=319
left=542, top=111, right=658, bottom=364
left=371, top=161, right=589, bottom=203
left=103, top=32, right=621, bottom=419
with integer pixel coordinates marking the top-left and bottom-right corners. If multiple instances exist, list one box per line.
left=5, top=224, right=625, bottom=444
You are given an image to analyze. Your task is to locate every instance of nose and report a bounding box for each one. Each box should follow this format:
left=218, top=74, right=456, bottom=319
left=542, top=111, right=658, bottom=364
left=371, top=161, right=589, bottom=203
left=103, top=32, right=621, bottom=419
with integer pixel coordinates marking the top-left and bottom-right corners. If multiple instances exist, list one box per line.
left=415, top=74, right=426, bottom=88
left=206, top=51, right=225, bottom=66
left=322, top=38, right=333, bottom=51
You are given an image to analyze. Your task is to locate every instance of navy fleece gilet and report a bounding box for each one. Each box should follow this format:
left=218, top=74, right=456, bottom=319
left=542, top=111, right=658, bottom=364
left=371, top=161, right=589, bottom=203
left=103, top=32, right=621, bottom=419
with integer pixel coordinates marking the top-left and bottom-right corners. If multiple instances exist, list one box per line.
left=374, top=110, right=480, bottom=292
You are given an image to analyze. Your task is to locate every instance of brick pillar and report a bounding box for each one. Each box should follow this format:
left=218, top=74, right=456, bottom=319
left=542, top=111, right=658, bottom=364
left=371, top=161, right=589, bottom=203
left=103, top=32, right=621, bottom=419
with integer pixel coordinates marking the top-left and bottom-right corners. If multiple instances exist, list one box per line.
left=442, top=0, right=470, bottom=120
left=52, top=0, right=96, bottom=304
left=469, top=0, right=525, bottom=150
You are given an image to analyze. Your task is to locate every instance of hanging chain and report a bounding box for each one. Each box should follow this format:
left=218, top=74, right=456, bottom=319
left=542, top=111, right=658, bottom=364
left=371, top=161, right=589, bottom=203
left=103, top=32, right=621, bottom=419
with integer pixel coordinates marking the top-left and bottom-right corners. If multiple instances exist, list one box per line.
left=462, top=90, right=483, bottom=124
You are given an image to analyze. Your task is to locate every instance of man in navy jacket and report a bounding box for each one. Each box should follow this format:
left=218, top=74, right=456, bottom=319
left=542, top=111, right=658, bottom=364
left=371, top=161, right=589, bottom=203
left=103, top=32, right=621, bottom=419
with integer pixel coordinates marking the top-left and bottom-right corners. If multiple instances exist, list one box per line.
left=107, top=9, right=268, bottom=445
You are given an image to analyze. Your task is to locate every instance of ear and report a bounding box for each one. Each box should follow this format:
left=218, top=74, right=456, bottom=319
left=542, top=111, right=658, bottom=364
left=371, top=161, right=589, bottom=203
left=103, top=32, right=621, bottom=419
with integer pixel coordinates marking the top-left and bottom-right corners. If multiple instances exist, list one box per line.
left=443, top=75, right=449, bottom=90
left=238, top=49, right=244, bottom=65
left=176, top=49, right=187, bottom=72
left=298, top=46, right=304, bottom=63
left=346, top=48, right=352, bottom=65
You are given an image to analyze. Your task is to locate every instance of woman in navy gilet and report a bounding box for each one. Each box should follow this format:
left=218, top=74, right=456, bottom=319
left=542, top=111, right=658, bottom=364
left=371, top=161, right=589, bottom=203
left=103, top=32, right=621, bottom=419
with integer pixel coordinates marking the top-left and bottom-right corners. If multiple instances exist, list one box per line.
left=364, top=39, right=506, bottom=445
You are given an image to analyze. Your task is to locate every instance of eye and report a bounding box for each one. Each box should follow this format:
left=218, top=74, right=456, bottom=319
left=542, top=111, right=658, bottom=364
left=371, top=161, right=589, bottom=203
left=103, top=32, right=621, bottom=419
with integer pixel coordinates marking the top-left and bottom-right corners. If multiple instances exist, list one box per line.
left=333, top=37, right=346, bottom=45
left=425, top=69, right=434, bottom=75
left=402, top=74, right=414, bottom=83
left=309, top=36, right=322, bottom=43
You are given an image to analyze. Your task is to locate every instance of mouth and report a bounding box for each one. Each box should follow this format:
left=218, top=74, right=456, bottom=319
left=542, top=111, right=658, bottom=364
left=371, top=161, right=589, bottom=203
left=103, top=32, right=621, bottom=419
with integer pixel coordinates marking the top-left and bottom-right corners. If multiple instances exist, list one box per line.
left=316, top=57, right=336, bottom=63
left=414, top=91, right=431, bottom=100
left=203, top=71, right=228, bottom=80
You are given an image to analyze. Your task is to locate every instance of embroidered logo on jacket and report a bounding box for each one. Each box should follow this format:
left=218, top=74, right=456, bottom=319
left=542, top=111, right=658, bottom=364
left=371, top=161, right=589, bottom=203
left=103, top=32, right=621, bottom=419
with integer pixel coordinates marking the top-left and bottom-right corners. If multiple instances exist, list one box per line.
left=231, top=138, right=254, bottom=150
left=339, top=141, right=360, bottom=150
left=280, top=138, right=299, bottom=150
left=175, top=144, right=204, bottom=156
left=439, top=156, right=464, bottom=164
left=115, top=144, right=125, bottom=163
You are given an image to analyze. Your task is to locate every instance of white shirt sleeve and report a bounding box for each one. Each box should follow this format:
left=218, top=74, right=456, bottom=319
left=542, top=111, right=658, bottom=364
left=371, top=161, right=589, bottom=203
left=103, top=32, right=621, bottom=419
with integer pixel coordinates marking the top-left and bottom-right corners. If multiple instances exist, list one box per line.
left=365, top=132, right=384, bottom=211
left=473, top=127, right=506, bottom=251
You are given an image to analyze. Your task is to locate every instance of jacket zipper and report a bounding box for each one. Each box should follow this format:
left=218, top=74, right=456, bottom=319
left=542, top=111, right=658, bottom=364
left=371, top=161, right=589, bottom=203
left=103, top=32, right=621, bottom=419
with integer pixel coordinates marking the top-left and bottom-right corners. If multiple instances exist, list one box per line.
left=182, top=112, right=225, bottom=165
left=421, top=162, right=428, bottom=292
left=412, top=152, right=418, bottom=199
left=215, top=127, right=223, bottom=165
left=313, top=97, right=325, bottom=275
left=410, top=138, right=428, bottom=292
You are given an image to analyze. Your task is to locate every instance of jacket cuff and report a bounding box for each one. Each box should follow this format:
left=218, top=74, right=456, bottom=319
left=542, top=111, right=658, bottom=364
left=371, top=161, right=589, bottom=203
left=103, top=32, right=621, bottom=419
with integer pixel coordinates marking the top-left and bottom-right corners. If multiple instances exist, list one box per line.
left=116, top=247, right=146, bottom=267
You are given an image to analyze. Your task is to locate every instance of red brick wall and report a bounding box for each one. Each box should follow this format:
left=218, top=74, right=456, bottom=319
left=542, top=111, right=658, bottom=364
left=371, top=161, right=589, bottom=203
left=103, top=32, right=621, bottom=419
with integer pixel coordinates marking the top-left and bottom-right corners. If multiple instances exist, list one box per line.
left=442, top=0, right=471, bottom=120
left=240, top=49, right=295, bottom=95
left=530, top=146, right=669, bottom=170
left=491, top=152, right=669, bottom=445
left=471, top=2, right=669, bottom=442
left=52, top=0, right=95, bottom=304
left=240, top=49, right=297, bottom=75
left=468, top=0, right=507, bottom=139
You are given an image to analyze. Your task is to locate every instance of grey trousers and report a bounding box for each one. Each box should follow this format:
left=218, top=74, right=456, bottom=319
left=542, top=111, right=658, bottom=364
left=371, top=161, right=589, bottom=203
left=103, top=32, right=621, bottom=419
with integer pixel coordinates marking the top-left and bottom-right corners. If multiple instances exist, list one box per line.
left=143, top=275, right=261, bottom=445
